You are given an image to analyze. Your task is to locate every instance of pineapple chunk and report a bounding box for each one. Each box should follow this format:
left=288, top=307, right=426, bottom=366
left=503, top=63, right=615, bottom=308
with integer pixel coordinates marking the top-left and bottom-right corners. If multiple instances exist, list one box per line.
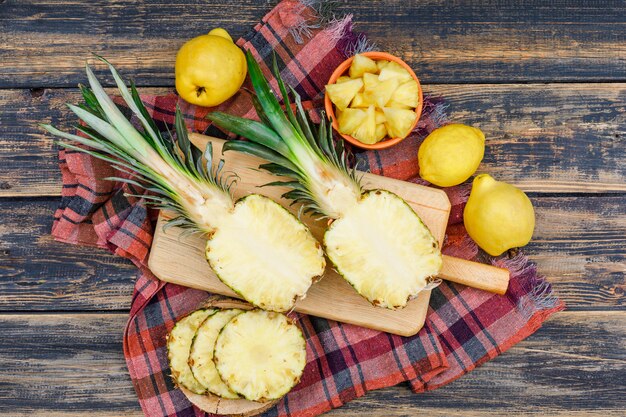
left=379, top=61, right=412, bottom=83
left=362, top=72, right=380, bottom=90
left=390, top=79, right=419, bottom=108
left=214, top=310, right=306, bottom=401
left=326, top=78, right=363, bottom=110
left=386, top=100, right=413, bottom=109
left=167, top=309, right=216, bottom=394
left=364, top=78, right=399, bottom=108
left=189, top=309, right=244, bottom=399
left=206, top=194, right=326, bottom=312
left=376, top=60, right=390, bottom=72
left=349, top=54, right=378, bottom=78
left=336, top=75, right=352, bottom=84
left=324, top=190, right=442, bottom=309
left=337, top=107, right=366, bottom=134
left=375, top=109, right=386, bottom=124
left=374, top=123, right=387, bottom=142
left=351, top=106, right=377, bottom=144
left=383, top=107, right=417, bottom=138
left=350, top=92, right=373, bottom=108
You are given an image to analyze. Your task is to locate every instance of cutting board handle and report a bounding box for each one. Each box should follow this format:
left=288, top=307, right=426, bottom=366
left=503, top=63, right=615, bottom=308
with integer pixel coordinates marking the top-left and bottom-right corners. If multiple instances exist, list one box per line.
left=440, top=255, right=510, bottom=295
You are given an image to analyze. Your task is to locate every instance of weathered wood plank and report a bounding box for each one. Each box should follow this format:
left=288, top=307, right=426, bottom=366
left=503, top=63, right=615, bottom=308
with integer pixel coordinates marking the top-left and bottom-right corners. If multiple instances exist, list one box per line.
left=0, top=196, right=623, bottom=311
left=1, top=83, right=624, bottom=197
left=0, top=199, right=136, bottom=311
left=0, top=311, right=622, bottom=416
left=1, top=0, right=624, bottom=88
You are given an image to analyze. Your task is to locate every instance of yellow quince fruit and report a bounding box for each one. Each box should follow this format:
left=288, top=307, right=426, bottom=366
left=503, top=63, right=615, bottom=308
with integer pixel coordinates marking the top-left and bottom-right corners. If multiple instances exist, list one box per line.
left=175, top=28, right=247, bottom=107
left=464, top=174, right=535, bottom=256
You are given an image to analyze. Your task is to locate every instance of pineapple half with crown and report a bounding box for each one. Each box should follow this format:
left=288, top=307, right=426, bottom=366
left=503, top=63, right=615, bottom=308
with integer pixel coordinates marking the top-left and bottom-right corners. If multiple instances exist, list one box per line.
left=40, top=57, right=325, bottom=312
left=208, top=53, right=442, bottom=309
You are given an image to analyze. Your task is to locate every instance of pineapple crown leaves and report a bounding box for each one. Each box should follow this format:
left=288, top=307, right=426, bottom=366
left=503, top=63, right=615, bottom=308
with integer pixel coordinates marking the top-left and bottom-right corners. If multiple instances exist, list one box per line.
left=40, top=55, right=235, bottom=234
left=207, top=51, right=363, bottom=218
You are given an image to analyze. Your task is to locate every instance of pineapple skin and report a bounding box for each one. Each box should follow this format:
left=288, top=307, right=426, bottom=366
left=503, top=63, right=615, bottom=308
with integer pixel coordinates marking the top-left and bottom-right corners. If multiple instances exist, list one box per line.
left=205, top=194, right=326, bottom=313
left=213, top=310, right=307, bottom=402
left=323, top=190, right=442, bottom=309
left=167, top=308, right=216, bottom=394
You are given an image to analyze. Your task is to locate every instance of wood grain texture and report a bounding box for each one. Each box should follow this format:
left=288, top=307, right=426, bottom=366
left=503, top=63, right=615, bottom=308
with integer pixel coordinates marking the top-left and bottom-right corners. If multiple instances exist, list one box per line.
left=0, top=311, right=623, bottom=416
left=0, top=199, right=136, bottom=311
left=1, top=195, right=622, bottom=311
left=1, top=83, right=624, bottom=197
left=1, top=0, right=624, bottom=88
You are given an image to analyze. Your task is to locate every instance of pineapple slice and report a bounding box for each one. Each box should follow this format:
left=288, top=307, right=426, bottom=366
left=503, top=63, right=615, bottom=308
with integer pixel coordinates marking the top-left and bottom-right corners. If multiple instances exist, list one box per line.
left=386, top=100, right=413, bottom=109
left=379, top=61, right=412, bottom=83
left=383, top=107, right=417, bottom=138
left=349, top=54, right=378, bottom=78
left=374, top=123, right=387, bottom=142
left=336, top=75, right=352, bottom=84
left=214, top=310, right=307, bottom=402
left=375, top=109, right=386, bottom=124
left=362, top=72, right=380, bottom=90
left=364, top=78, right=399, bottom=108
left=376, top=59, right=390, bottom=72
left=351, top=106, right=377, bottom=144
left=390, top=79, right=419, bottom=108
left=167, top=309, right=216, bottom=394
left=206, top=194, right=326, bottom=312
left=325, top=78, right=363, bottom=110
left=324, top=190, right=442, bottom=309
left=337, top=107, right=366, bottom=134
left=189, top=309, right=244, bottom=399
left=350, top=92, right=373, bottom=108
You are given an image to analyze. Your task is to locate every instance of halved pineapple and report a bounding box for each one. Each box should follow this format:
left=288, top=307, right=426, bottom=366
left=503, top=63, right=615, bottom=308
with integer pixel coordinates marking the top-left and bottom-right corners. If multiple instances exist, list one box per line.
left=167, top=309, right=216, bottom=394
left=351, top=106, right=377, bottom=144
left=378, top=61, right=412, bottom=82
left=325, top=78, right=363, bottom=110
left=206, top=194, right=325, bottom=312
left=383, top=107, right=417, bottom=138
left=349, top=54, right=378, bottom=78
left=214, top=310, right=307, bottom=402
left=364, top=78, right=399, bottom=108
left=389, top=79, right=419, bottom=108
left=337, top=107, right=366, bottom=134
left=324, top=190, right=442, bottom=309
left=189, top=309, right=243, bottom=399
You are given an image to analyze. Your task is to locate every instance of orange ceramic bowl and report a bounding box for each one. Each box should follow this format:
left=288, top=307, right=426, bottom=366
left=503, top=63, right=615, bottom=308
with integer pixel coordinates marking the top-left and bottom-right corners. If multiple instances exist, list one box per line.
left=324, top=51, right=423, bottom=150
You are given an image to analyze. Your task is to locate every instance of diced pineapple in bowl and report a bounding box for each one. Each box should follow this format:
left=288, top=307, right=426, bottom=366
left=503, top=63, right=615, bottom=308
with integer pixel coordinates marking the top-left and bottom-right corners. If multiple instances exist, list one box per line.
left=324, top=52, right=423, bottom=150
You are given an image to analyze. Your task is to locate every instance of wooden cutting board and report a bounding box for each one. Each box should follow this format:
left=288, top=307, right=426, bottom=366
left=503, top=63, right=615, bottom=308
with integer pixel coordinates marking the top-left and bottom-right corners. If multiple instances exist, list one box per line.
left=149, top=133, right=508, bottom=336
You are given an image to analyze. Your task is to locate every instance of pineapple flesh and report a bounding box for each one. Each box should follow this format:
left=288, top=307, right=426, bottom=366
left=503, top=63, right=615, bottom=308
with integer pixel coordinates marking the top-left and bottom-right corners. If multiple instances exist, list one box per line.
left=206, top=194, right=325, bottom=312
left=325, top=78, right=363, bottom=110
left=167, top=309, right=216, bottom=394
left=214, top=310, right=307, bottom=402
left=383, top=107, right=417, bottom=138
left=324, top=190, right=442, bottom=309
left=189, top=309, right=244, bottom=399
left=351, top=105, right=377, bottom=144
left=349, top=54, right=378, bottom=78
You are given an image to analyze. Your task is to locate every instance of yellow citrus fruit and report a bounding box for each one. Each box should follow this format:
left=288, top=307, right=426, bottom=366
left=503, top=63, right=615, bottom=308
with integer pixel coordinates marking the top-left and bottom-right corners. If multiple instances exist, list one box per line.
left=418, top=124, right=485, bottom=187
left=464, top=174, right=535, bottom=256
left=175, top=28, right=247, bottom=107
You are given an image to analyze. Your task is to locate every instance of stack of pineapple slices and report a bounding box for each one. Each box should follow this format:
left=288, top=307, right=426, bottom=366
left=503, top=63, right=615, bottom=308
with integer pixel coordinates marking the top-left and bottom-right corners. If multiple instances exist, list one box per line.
left=325, top=54, right=420, bottom=144
left=167, top=306, right=306, bottom=403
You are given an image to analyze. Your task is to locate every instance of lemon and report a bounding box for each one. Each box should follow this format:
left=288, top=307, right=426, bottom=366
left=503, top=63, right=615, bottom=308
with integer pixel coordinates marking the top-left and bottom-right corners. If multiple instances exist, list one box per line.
left=175, top=28, right=247, bottom=107
left=464, top=174, right=535, bottom=256
left=418, top=124, right=485, bottom=187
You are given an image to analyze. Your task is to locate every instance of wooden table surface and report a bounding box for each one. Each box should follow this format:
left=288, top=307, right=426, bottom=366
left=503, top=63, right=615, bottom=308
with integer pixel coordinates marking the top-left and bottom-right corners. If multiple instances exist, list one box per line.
left=1, top=1, right=624, bottom=415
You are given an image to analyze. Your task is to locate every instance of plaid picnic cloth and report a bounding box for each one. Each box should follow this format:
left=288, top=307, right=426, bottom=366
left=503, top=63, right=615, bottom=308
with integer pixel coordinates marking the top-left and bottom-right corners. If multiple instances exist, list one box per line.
left=51, top=1, right=564, bottom=416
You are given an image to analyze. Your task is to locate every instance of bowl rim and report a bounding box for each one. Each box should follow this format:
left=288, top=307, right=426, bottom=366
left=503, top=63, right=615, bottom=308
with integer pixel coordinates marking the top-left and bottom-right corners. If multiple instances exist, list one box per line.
left=324, top=51, right=423, bottom=150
